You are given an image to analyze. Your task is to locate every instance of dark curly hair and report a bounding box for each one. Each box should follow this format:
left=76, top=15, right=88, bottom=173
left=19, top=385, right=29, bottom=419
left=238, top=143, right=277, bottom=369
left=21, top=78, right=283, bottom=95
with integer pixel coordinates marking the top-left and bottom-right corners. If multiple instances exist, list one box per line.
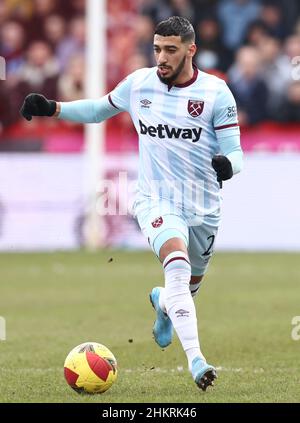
left=154, top=16, right=195, bottom=43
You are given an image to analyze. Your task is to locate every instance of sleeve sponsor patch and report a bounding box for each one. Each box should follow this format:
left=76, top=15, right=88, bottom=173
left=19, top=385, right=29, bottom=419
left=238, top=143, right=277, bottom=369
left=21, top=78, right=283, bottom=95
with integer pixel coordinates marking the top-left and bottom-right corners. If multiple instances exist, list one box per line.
left=227, top=106, right=237, bottom=118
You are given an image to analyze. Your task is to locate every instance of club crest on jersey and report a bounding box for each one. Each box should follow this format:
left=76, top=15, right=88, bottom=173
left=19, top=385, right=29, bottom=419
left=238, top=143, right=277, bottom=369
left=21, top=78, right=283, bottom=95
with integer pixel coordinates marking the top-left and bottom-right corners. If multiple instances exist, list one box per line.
left=151, top=217, right=163, bottom=228
left=188, top=100, right=204, bottom=117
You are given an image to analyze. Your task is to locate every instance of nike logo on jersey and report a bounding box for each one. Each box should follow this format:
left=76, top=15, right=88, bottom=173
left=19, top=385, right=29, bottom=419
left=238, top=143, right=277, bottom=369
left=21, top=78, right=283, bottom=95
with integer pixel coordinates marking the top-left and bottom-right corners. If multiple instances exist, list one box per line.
left=139, top=119, right=202, bottom=143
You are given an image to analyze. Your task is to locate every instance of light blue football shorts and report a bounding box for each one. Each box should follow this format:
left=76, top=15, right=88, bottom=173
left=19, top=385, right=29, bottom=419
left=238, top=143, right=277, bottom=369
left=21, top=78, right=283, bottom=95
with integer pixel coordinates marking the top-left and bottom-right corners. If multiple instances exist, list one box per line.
left=134, top=199, right=219, bottom=276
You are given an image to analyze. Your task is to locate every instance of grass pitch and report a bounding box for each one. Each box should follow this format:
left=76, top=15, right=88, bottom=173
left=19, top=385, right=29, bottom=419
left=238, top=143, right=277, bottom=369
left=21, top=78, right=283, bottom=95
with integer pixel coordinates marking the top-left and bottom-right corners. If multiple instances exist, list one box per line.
left=0, top=251, right=299, bottom=403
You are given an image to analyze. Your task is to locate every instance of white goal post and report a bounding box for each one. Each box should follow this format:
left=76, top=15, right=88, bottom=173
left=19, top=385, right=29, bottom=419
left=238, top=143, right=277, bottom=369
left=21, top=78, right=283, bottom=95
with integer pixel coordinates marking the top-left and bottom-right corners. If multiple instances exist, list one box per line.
left=84, top=0, right=107, bottom=249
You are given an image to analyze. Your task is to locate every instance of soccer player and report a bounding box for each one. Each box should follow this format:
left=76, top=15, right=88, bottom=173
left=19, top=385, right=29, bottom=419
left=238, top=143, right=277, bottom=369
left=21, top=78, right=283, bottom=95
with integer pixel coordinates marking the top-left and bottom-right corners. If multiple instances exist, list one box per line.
left=20, top=16, right=243, bottom=391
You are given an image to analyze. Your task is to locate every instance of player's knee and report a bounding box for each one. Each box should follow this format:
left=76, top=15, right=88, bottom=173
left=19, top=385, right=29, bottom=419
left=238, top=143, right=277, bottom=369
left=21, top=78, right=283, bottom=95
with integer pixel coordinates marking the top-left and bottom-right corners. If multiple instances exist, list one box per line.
left=190, top=275, right=204, bottom=284
left=159, top=237, right=187, bottom=262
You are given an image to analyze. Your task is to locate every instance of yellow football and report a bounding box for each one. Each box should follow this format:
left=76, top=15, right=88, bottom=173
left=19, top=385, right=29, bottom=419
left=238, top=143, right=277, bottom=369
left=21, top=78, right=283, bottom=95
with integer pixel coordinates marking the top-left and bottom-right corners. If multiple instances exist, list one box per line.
left=64, top=342, right=117, bottom=394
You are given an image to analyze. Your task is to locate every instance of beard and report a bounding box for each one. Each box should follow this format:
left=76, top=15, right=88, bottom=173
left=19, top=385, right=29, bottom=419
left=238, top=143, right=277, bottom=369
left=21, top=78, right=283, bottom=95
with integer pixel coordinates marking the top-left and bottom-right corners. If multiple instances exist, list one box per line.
left=157, top=55, right=186, bottom=85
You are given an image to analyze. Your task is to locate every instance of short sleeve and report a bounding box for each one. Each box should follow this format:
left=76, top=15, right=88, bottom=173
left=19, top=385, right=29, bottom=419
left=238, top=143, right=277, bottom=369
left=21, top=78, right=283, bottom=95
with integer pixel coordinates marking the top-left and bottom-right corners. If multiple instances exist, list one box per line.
left=108, top=70, right=139, bottom=112
left=213, top=81, right=240, bottom=139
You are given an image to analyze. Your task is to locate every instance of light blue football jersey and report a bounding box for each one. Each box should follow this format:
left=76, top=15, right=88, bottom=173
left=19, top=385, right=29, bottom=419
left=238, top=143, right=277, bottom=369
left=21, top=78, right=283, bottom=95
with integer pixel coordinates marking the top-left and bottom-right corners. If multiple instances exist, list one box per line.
left=108, top=66, right=241, bottom=225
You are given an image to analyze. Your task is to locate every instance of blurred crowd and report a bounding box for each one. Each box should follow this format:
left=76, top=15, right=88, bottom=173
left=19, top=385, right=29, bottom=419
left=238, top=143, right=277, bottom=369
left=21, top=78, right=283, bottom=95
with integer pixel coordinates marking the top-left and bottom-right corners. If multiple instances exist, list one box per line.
left=0, top=0, right=300, bottom=139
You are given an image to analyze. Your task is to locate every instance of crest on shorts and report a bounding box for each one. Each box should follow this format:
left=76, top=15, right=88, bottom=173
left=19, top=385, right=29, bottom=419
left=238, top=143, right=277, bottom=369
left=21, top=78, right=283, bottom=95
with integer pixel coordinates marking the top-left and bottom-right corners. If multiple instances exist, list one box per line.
left=151, top=216, right=163, bottom=228
left=188, top=100, right=204, bottom=117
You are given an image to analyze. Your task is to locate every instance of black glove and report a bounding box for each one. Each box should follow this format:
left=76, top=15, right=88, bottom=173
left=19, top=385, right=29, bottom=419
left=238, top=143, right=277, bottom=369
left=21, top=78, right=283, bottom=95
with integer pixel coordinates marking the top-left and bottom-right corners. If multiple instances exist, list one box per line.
left=20, top=93, right=56, bottom=121
left=212, top=155, right=233, bottom=182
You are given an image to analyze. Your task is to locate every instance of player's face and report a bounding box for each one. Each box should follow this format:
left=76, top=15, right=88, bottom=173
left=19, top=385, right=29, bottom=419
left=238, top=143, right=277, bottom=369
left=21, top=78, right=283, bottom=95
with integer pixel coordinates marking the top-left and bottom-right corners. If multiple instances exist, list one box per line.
left=153, top=35, right=195, bottom=84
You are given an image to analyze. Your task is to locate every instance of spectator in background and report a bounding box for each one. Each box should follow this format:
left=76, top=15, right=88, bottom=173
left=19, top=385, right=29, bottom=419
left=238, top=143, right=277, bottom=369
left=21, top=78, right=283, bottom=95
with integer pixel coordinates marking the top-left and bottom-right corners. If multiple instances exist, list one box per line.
left=228, top=45, right=268, bottom=125
left=107, top=27, right=136, bottom=90
left=0, top=2, right=9, bottom=25
left=168, top=0, right=195, bottom=23
left=280, top=0, right=300, bottom=31
left=258, top=36, right=292, bottom=120
left=195, top=17, right=232, bottom=73
left=107, top=0, right=136, bottom=33
left=260, top=2, right=287, bottom=40
left=4, top=0, right=33, bottom=21
left=193, top=0, right=218, bottom=22
left=0, top=20, right=26, bottom=77
left=244, top=20, right=269, bottom=46
left=217, top=0, right=261, bottom=50
left=284, top=34, right=300, bottom=64
left=59, top=0, right=86, bottom=20
left=135, top=15, right=155, bottom=66
left=139, top=0, right=176, bottom=24
left=140, top=0, right=195, bottom=24
left=26, top=0, right=59, bottom=42
left=56, top=15, right=85, bottom=71
left=295, top=18, right=300, bottom=36
left=57, top=53, right=85, bottom=102
left=280, top=81, right=300, bottom=123
left=13, top=41, right=59, bottom=115
left=43, top=14, right=67, bottom=58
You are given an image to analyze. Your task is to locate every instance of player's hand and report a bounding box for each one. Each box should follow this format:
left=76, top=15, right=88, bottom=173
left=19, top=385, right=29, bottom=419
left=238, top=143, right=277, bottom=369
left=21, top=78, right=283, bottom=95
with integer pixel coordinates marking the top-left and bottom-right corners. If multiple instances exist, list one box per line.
left=211, top=155, right=233, bottom=182
left=20, top=93, right=56, bottom=121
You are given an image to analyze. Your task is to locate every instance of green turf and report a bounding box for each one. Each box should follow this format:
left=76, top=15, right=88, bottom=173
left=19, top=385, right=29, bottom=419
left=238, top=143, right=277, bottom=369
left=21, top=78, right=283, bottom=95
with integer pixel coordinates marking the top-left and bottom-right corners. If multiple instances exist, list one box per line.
left=0, top=251, right=299, bottom=403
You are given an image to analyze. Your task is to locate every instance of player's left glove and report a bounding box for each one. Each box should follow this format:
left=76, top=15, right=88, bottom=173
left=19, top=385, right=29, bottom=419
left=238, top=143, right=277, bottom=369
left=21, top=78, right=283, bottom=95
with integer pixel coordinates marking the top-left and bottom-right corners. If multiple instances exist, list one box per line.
left=211, top=155, right=233, bottom=182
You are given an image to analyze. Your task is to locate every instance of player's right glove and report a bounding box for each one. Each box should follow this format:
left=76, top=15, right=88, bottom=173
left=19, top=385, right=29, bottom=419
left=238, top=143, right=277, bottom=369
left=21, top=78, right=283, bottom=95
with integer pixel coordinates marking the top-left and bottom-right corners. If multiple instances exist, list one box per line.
left=211, top=155, right=233, bottom=182
left=20, top=93, right=57, bottom=121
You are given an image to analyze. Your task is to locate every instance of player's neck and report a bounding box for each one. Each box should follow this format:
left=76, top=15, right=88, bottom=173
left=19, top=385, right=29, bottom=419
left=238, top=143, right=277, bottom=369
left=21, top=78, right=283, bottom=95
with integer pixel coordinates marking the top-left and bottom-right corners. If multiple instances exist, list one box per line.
left=173, top=64, right=195, bottom=86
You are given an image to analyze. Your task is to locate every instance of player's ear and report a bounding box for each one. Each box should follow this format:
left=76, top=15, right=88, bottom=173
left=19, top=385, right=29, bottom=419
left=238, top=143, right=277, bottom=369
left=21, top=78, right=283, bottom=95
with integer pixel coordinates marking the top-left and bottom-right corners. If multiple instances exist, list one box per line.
left=187, top=43, right=197, bottom=58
